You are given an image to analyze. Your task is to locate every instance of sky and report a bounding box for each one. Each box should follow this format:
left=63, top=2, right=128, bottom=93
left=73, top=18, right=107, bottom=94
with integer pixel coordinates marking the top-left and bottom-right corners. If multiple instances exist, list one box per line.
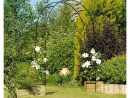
left=30, top=0, right=61, bottom=7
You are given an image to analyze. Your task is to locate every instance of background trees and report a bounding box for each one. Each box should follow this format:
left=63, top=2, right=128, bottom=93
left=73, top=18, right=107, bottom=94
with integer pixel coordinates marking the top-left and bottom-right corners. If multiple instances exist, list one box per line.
left=4, top=0, right=35, bottom=97
left=4, top=0, right=126, bottom=97
left=74, top=0, right=126, bottom=79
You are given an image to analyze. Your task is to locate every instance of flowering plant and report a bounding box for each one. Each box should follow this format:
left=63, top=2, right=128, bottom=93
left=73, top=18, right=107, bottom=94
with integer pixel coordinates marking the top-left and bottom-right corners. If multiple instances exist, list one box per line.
left=31, top=46, right=49, bottom=84
left=80, top=48, right=102, bottom=81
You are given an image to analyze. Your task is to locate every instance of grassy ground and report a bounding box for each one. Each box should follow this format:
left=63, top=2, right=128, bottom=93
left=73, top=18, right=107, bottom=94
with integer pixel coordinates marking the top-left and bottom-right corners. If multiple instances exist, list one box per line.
left=5, top=85, right=126, bottom=98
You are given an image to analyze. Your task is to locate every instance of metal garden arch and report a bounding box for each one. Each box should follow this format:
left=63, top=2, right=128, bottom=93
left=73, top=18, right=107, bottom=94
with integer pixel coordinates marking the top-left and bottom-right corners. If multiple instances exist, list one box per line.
left=34, top=0, right=89, bottom=58
left=32, top=0, right=97, bottom=93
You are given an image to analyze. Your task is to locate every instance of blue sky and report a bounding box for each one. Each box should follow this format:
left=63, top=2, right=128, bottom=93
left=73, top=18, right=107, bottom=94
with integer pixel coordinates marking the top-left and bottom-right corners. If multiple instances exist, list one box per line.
left=30, top=0, right=61, bottom=7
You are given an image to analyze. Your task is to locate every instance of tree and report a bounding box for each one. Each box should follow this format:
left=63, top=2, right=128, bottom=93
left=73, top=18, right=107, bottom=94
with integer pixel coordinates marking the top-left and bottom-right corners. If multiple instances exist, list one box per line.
left=46, top=2, right=76, bottom=75
left=74, top=0, right=126, bottom=79
left=4, top=0, right=35, bottom=97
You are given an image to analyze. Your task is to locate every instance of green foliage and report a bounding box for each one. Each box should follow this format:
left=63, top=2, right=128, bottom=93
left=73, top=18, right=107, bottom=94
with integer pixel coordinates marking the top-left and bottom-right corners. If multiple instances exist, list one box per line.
left=47, top=73, right=61, bottom=85
left=47, top=73, right=71, bottom=86
left=99, top=55, right=126, bottom=84
left=4, top=0, right=126, bottom=94
left=15, top=62, right=38, bottom=94
left=15, top=62, right=36, bottom=87
left=48, top=41, right=74, bottom=74
left=82, top=0, right=126, bottom=59
left=43, top=3, right=76, bottom=77
left=4, top=0, right=35, bottom=97
left=73, top=0, right=126, bottom=81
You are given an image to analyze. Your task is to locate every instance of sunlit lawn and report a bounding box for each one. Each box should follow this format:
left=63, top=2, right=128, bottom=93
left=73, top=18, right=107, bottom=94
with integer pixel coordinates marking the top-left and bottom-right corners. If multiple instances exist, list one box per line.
left=5, top=85, right=126, bottom=98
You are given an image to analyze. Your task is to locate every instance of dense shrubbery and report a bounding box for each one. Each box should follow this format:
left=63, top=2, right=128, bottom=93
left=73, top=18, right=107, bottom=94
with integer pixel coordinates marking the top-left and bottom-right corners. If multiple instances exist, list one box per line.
left=74, top=0, right=126, bottom=79
left=15, top=62, right=38, bottom=94
left=48, top=41, right=74, bottom=75
left=47, top=73, right=72, bottom=85
left=4, top=1, right=126, bottom=97
left=99, top=55, right=126, bottom=84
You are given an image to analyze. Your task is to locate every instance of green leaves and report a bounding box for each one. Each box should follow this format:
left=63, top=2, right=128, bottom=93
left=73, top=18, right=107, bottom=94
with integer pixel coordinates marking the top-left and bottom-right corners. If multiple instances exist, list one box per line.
left=48, top=41, right=74, bottom=74
left=100, top=55, right=126, bottom=84
left=4, top=0, right=36, bottom=97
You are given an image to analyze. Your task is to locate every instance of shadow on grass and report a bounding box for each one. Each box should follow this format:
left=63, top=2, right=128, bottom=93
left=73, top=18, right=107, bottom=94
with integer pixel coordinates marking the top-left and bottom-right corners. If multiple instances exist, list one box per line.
left=46, top=91, right=55, bottom=95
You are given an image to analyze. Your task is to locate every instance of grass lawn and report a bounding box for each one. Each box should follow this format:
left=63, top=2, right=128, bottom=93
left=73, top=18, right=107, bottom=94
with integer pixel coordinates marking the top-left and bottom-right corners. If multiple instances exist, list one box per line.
left=5, top=85, right=126, bottom=98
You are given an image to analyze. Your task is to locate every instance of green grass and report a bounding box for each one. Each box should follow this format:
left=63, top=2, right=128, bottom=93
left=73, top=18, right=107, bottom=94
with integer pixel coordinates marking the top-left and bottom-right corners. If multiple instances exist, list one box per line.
left=5, top=85, right=126, bottom=98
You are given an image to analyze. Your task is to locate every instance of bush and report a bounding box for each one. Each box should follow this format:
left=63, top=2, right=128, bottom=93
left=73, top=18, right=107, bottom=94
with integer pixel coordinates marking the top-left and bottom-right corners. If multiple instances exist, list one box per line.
left=15, top=62, right=38, bottom=94
left=47, top=73, right=72, bottom=85
left=99, top=55, right=126, bottom=84
left=48, top=41, right=74, bottom=75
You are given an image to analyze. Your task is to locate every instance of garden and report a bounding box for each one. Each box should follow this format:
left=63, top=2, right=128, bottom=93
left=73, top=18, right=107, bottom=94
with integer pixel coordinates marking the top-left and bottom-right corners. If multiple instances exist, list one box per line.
left=4, top=0, right=126, bottom=98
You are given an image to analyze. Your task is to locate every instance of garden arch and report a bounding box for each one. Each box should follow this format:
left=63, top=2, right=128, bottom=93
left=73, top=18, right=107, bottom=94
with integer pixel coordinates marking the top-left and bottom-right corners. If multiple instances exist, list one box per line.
left=34, top=0, right=89, bottom=57
left=33, top=0, right=90, bottom=85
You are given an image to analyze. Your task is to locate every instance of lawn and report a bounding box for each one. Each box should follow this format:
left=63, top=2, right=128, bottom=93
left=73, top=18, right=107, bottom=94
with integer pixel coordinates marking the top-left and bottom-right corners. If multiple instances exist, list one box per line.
left=5, top=85, right=126, bottom=98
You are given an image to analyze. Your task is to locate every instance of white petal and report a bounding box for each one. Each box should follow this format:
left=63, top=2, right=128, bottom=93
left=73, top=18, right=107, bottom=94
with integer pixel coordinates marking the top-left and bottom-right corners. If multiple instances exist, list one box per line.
left=35, top=64, right=40, bottom=70
left=31, top=60, right=37, bottom=66
left=43, top=58, right=47, bottom=63
left=84, top=61, right=91, bottom=68
left=96, top=59, right=101, bottom=64
left=90, top=48, right=95, bottom=54
left=91, top=56, right=96, bottom=61
left=82, top=53, right=89, bottom=58
left=82, top=63, right=86, bottom=68
left=35, top=46, right=40, bottom=52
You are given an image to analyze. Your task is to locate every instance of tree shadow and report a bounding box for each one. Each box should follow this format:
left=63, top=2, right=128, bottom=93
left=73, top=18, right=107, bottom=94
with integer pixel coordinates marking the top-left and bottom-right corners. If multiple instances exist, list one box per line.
left=46, top=91, right=55, bottom=95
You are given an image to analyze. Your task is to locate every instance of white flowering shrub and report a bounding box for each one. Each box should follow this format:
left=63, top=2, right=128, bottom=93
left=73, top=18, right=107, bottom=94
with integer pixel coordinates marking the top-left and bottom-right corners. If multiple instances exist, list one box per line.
left=31, top=46, right=49, bottom=84
left=79, top=48, right=102, bottom=82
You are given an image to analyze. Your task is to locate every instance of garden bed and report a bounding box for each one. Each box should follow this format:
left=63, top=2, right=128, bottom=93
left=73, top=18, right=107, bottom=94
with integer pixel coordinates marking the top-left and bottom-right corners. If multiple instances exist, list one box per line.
left=16, top=85, right=46, bottom=97
left=84, top=81, right=126, bottom=94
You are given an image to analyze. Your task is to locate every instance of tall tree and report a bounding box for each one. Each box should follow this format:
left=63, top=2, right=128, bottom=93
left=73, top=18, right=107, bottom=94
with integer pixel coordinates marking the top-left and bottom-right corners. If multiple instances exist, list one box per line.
left=74, top=0, right=126, bottom=79
left=4, top=0, right=35, bottom=97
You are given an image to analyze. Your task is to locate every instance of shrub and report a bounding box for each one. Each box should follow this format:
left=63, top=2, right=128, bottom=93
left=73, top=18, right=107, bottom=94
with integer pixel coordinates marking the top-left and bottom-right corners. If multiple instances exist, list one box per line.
left=47, top=73, right=72, bottom=85
left=99, top=55, right=126, bottom=84
left=15, top=62, right=38, bottom=94
left=48, top=41, right=74, bottom=75
left=78, top=48, right=102, bottom=85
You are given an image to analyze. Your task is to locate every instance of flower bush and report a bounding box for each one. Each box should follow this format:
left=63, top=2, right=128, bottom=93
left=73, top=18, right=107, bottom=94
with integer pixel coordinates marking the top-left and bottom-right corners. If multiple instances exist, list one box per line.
left=79, top=48, right=102, bottom=84
left=31, top=46, right=49, bottom=85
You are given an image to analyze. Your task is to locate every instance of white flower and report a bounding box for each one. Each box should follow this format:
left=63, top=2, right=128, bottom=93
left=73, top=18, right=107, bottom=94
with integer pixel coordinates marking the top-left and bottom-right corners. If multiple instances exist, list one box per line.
left=31, top=60, right=37, bottom=66
left=96, top=59, right=101, bottom=64
left=91, top=56, right=96, bottom=61
left=31, top=64, right=40, bottom=70
left=31, top=60, right=40, bottom=70
left=43, top=58, right=47, bottom=63
left=85, top=61, right=91, bottom=68
left=82, top=63, right=86, bottom=68
left=82, top=61, right=91, bottom=68
left=45, top=70, right=49, bottom=75
left=35, top=64, right=40, bottom=70
left=82, top=53, right=89, bottom=58
left=90, top=48, right=95, bottom=54
left=35, top=46, right=40, bottom=52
